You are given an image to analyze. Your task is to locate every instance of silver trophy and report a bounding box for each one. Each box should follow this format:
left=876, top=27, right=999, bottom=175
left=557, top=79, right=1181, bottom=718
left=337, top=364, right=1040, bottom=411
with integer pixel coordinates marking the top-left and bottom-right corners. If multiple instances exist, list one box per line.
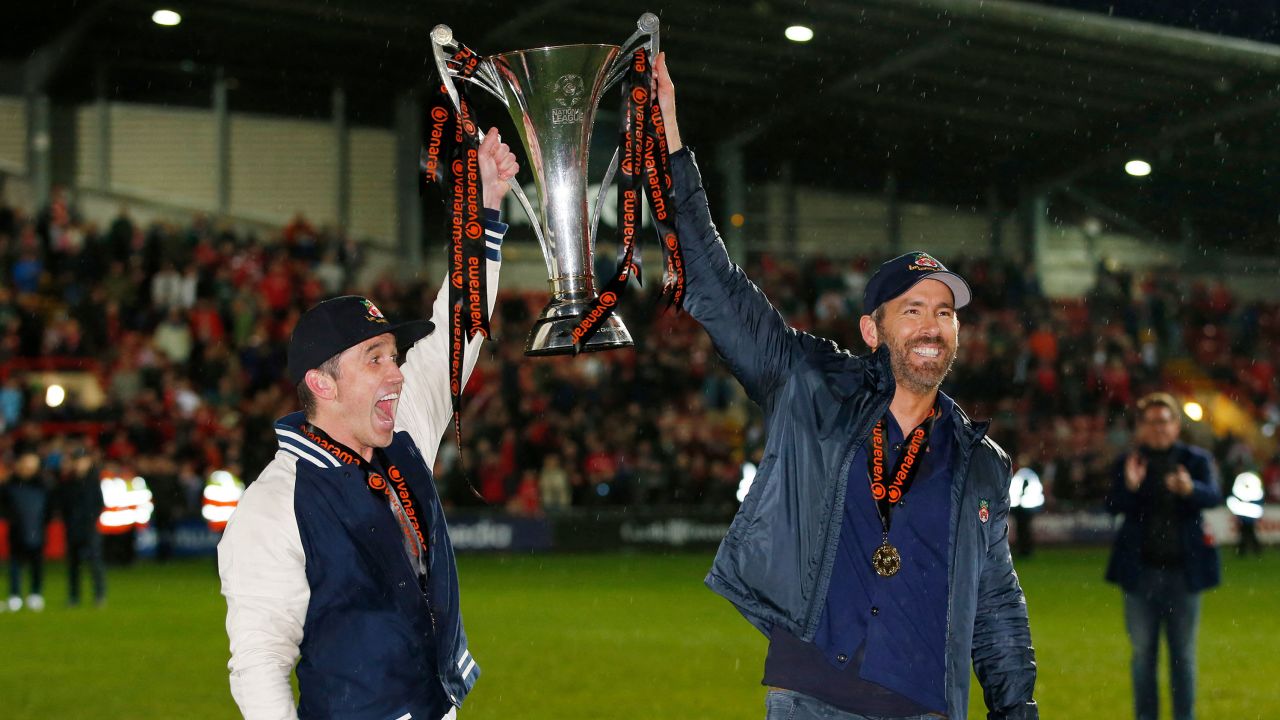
left=430, top=13, right=661, bottom=356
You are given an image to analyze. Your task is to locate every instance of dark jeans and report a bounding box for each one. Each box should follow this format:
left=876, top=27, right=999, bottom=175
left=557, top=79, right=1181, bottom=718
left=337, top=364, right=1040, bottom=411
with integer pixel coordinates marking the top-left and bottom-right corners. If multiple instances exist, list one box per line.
left=765, top=689, right=942, bottom=720
left=67, top=534, right=107, bottom=604
left=1123, top=567, right=1201, bottom=720
left=7, top=542, right=44, bottom=598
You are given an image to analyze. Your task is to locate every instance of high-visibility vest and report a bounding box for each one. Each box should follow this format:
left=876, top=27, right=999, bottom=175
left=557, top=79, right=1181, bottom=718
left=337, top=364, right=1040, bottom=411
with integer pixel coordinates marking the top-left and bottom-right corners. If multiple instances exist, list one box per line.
left=1227, top=472, right=1265, bottom=520
left=98, top=475, right=154, bottom=535
left=202, top=469, right=245, bottom=532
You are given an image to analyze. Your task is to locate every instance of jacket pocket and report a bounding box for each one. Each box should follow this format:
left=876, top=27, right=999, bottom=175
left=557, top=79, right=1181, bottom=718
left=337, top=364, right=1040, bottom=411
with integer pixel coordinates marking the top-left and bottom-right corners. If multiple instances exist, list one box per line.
left=728, top=455, right=775, bottom=543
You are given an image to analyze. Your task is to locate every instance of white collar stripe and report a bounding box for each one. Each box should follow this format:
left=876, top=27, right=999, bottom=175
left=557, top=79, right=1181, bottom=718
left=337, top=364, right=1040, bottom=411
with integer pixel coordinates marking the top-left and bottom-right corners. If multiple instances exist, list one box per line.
left=282, top=446, right=326, bottom=468
left=276, top=429, right=341, bottom=467
left=277, top=436, right=340, bottom=470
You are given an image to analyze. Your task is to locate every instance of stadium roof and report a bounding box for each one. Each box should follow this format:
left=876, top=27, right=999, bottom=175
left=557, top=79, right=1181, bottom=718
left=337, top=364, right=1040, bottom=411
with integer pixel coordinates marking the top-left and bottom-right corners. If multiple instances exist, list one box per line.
left=5, top=0, right=1279, bottom=248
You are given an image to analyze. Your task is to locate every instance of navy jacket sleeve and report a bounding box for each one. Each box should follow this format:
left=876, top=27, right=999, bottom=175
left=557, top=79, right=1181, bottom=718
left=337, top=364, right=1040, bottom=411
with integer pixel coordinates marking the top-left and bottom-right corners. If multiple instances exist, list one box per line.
left=972, top=447, right=1039, bottom=719
left=671, top=148, right=847, bottom=408
left=1179, top=445, right=1221, bottom=513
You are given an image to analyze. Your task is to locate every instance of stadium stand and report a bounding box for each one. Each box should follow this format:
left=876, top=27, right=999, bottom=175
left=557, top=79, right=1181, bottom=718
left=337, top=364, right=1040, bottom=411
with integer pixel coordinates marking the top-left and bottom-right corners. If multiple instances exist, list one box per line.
left=0, top=185, right=1278, bottom=532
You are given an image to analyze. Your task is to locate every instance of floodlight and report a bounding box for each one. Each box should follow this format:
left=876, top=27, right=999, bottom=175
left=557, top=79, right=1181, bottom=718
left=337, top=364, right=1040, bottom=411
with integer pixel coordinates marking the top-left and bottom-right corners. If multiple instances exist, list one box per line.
left=785, top=25, right=814, bottom=43
left=1183, top=401, right=1204, bottom=422
left=152, top=9, right=181, bottom=26
left=1125, top=159, right=1151, bottom=177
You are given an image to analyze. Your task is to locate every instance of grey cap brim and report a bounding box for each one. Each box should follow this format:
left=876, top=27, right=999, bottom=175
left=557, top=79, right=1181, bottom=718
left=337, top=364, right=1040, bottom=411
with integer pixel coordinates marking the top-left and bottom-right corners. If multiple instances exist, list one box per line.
left=908, top=271, right=972, bottom=309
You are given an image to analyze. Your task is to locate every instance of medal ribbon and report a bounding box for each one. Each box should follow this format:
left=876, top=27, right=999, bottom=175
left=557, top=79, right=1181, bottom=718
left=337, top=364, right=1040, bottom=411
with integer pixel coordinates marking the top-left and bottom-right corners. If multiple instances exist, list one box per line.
left=867, top=408, right=937, bottom=538
left=427, top=46, right=489, bottom=500
left=300, top=424, right=429, bottom=575
left=570, top=47, right=686, bottom=352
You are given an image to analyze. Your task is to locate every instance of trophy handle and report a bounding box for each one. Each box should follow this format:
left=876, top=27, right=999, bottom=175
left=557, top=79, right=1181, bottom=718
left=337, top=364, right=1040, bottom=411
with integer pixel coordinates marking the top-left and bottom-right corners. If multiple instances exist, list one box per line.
left=430, top=24, right=547, bottom=253
left=603, top=12, right=661, bottom=89
left=430, top=25, right=507, bottom=105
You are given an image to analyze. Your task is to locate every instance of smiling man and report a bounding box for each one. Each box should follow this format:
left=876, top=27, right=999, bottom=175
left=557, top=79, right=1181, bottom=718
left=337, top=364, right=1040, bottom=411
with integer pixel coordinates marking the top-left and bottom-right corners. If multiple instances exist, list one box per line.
left=218, top=130, right=517, bottom=720
left=654, top=54, right=1037, bottom=720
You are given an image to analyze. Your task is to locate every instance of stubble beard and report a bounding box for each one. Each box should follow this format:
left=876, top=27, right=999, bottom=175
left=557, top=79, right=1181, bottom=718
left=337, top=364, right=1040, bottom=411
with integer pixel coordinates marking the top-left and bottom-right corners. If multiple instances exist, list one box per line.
left=885, top=331, right=956, bottom=396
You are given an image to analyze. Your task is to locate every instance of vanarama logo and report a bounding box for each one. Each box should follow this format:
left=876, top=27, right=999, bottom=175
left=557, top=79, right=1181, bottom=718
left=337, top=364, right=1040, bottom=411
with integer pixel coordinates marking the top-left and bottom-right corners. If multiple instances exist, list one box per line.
left=302, top=427, right=359, bottom=466
left=361, top=299, right=388, bottom=324
left=570, top=292, right=617, bottom=344
left=908, top=254, right=942, bottom=271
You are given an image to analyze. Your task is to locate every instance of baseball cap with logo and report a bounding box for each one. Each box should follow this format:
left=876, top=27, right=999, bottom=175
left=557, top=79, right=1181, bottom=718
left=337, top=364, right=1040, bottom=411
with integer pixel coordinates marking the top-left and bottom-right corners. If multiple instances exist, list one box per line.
left=862, top=251, right=972, bottom=313
left=288, top=296, right=434, bottom=384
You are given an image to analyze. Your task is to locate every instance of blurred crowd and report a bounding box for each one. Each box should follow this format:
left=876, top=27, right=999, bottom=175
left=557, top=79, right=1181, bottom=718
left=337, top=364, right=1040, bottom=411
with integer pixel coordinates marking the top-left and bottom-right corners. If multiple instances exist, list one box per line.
left=1, top=183, right=1278, bottom=531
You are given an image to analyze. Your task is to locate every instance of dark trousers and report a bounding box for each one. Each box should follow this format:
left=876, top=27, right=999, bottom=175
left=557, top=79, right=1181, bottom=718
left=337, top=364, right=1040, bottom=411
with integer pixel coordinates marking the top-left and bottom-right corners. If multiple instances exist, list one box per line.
left=1236, top=519, right=1262, bottom=556
left=7, top=542, right=44, bottom=598
left=67, top=534, right=107, bottom=604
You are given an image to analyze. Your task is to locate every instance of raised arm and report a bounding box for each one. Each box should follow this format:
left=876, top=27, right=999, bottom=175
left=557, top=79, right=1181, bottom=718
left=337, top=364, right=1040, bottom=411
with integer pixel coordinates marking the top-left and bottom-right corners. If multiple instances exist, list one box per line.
left=395, top=129, right=517, bottom=464
left=656, top=53, right=842, bottom=407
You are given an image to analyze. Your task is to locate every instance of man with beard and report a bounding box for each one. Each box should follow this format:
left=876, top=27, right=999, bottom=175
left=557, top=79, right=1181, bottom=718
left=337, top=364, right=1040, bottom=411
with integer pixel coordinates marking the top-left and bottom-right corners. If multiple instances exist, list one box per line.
left=654, top=55, right=1037, bottom=719
left=218, top=129, right=518, bottom=720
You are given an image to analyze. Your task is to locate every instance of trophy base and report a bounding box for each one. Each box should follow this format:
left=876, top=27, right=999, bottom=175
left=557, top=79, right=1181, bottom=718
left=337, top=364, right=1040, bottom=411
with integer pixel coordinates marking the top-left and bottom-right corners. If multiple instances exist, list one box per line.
left=524, top=300, right=634, bottom=356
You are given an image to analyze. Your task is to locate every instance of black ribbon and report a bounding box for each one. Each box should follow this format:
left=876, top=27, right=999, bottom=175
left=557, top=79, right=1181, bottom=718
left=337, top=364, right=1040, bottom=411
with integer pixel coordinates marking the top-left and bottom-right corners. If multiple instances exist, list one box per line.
left=867, top=408, right=937, bottom=537
left=427, top=45, right=490, bottom=501
left=570, top=48, right=685, bottom=352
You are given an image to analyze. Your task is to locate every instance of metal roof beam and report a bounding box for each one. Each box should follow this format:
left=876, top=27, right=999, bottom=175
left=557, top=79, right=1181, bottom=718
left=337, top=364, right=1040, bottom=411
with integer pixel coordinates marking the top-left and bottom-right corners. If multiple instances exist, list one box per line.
left=959, top=26, right=1251, bottom=83
left=1032, top=86, right=1280, bottom=193
left=722, top=32, right=960, bottom=146
left=946, top=46, right=1201, bottom=97
left=830, top=33, right=959, bottom=93
left=205, top=0, right=435, bottom=34
left=23, top=0, right=117, bottom=92
left=842, top=91, right=1072, bottom=133
left=908, top=68, right=1134, bottom=113
left=860, top=0, right=1280, bottom=72
left=1057, top=186, right=1165, bottom=243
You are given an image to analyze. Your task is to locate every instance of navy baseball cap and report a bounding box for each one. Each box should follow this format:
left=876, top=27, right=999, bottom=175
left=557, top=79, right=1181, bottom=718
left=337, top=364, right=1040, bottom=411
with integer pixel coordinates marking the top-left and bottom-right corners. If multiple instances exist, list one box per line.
left=288, top=296, right=434, bottom=384
left=863, top=251, right=972, bottom=313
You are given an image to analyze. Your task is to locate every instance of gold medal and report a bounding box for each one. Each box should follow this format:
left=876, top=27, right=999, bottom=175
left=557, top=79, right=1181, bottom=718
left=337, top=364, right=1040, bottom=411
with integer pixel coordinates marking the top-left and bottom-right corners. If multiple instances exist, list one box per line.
left=872, top=541, right=901, bottom=577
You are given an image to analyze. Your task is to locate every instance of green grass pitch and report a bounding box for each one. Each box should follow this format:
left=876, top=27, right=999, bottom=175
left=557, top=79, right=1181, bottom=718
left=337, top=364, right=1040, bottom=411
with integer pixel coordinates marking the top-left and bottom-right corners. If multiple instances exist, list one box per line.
left=1, top=548, right=1276, bottom=718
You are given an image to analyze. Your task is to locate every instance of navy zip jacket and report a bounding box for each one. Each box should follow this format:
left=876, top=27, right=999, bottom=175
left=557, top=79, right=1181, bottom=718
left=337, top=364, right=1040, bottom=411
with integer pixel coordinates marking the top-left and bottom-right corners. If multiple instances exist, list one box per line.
left=671, top=148, right=1038, bottom=720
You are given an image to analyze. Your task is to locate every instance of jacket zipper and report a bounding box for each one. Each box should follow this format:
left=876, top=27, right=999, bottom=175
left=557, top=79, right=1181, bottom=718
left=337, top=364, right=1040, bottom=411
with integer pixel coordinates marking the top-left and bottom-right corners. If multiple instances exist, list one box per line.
left=805, top=392, right=893, bottom=640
